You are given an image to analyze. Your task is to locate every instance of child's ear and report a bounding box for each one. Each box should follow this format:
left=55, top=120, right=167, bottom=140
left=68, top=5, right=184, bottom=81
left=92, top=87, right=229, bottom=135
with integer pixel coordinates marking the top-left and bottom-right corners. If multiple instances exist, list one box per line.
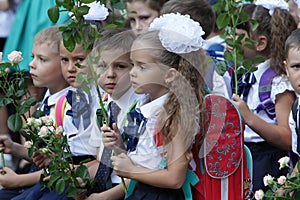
left=256, top=35, right=268, bottom=52
left=165, top=68, right=178, bottom=84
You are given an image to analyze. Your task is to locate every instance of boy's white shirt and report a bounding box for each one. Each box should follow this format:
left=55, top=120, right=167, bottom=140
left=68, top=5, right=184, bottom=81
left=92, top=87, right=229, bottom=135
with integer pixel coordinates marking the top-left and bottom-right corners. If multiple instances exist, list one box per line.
left=63, top=86, right=99, bottom=157
left=90, top=87, right=142, bottom=184
left=291, top=94, right=300, bottom=157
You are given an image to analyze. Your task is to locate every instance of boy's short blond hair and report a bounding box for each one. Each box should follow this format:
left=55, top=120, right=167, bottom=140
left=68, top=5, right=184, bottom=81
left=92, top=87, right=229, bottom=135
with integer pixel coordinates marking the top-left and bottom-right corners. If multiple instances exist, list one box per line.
left=33, top=26, right=62, bottom=53
left=93, top=28, right=136, bottom=56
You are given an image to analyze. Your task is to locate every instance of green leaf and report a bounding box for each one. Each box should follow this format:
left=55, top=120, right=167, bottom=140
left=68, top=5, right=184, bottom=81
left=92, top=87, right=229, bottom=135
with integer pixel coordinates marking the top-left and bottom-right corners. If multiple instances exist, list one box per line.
left=48, top=6, right=60, bottom=23
left=28, top=147, right=34, bottom=157
left=76, top=72, right=88, bottom=83
left=249, top=19, right=259, bottom=31
left=62, top=30, right=73, bottom=41
left=77, top=5, right=90, bottom=16
left=48, top=173, right=61, bottom=186
left=244, top=43, right=255, bottom=50
left=112, top=2, right=126, bottom=10
left=103, top=23, right=118, bottom=30
left=66, top=187, right=79, bottom=197
left=216, top=13, right=230, bottom=29
left=215, top=61, right=227, bottom=76
left=32, top=110, right=44, bottom=118
left=81, top=0, right=95, bottom=3
left=8, top=114, right=23, bottom=132
left=55, top=178, right=66, bottom=194
left=76, top=164, right=90, bottom=179
left=63, top=36, right=76, bottom=52
left=55, top=0, right=65, bottom=6
left=74, top=31, right=82, bottom=44
left=252, top=56, right=266, bottom=66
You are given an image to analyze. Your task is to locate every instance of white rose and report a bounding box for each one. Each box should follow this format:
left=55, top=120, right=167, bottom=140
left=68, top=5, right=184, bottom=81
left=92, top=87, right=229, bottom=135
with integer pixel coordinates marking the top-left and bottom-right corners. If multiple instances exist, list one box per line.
left=277, top=176, right=286, bottom=185
left=7, top=50, right=23, bottom=64
left=55, top=126, right=64, bottom=135
left=34, top=119, right=42, bottom=127
left=40, top=116, right=53, bottom=126
left=278, top=156, right=290, bottom=170
left=263, top=174, right=274, bottom=186
left=254, top=189, right=264, bottom=200
left=38, top=126, right=48, bottom=137
left=26, top=117, right=35, bottom=126
left=84, top=2, right=109, bottom=21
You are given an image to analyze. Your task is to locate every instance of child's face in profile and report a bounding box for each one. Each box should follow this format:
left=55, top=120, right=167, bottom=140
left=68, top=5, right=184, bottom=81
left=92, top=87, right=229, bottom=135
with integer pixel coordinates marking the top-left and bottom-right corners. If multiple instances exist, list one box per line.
left=126, top=1, right=159, bottom=35
left=30, top=42, right=66, bottom=94
left=130, top=42, right=169, bottom=100
left=60, top=43, right=90, bottom=88
left=97, top=48, right=133, bottom=99
left=285, top=47, right=300, bottom=94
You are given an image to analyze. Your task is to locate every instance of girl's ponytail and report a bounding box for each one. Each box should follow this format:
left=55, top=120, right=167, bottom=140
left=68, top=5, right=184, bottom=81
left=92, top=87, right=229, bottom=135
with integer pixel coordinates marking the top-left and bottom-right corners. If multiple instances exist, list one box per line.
left=270, top=8, right=297, bottom=74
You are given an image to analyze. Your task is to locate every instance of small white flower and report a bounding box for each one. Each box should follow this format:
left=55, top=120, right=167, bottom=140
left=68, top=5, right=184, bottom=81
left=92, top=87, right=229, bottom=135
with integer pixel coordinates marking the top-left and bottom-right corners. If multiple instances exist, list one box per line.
left=254, top=189, right=264, bottom=200
left=263, top=174, right=274, bottom=186
left=40, top=116, right=53, bottom=126
left=255, top=0, right=289, bottom=15
left=55, top=126, right=64, bottom=135
left=38, top=126, right=48, bottom=137
left=278, top=156, right=290, bottom=170
left=277, top=176, right=286, bottom=185
left=34, top=118, right=42, bottom=127
left=84, top=2, right=109, bottom=21
left=26, top=117, right=35, bottom=126
left=24, top=141, right=33, bottom=148
left=149, top=13, right=205, bottom=54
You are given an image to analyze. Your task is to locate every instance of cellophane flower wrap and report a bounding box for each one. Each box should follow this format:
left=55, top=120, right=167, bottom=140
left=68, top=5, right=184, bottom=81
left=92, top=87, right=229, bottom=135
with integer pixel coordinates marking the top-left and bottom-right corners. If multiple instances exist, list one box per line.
left=148, top=12, right=205, bottom=54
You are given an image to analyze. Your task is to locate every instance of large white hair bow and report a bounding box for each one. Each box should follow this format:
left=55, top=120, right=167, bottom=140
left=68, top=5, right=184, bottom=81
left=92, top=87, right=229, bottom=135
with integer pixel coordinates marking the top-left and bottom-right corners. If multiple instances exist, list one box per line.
left=255, top=0, right=289, bottom=15
left=148, top=13, right=205, bottom=54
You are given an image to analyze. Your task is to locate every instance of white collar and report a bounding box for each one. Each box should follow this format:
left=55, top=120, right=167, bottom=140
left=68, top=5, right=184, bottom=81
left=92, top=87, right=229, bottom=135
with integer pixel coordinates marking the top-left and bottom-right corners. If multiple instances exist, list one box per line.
left=137, top=93, right=168, bottom=119
left=108, top=87, right=142, bottom=110
left=254, top=59, right=270, bottom=76
left=42, top=86, right=72, bottom=106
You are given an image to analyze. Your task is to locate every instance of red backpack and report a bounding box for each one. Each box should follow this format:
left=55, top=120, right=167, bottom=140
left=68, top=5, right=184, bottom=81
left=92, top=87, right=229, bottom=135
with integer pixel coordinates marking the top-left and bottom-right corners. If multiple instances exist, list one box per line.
left=192, top=94, right=253, bottom=199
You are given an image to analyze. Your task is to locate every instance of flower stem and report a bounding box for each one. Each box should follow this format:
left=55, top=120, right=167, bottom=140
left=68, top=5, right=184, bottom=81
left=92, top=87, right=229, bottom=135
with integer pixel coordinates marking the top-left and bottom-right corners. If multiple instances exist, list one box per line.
left=88, top=55, right=128, bottom=194
left=1, top=151, right=5, bottom=170
left=113, top=147, right=128, bottom=194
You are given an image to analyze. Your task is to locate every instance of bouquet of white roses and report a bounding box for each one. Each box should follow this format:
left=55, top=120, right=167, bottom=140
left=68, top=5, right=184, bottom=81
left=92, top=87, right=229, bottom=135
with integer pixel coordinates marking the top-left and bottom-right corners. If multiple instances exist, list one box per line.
left=0, top=50, right=42, bottom=172
left=255, top=156, right=300, bottom=200
left=21, top=116, right=93, bottom=197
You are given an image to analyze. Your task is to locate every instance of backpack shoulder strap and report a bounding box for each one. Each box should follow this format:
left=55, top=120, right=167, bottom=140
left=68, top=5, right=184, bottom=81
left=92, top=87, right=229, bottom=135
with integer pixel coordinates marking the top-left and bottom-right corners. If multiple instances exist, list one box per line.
left=54, top=94, right=67, bottom=127
left=255, top=67, right=276, bottom=119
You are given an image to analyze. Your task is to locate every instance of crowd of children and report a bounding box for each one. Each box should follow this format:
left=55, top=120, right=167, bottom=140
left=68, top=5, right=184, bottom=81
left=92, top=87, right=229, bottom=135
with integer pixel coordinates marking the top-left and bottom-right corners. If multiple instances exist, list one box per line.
left=0, top=0, right=300, bottom=199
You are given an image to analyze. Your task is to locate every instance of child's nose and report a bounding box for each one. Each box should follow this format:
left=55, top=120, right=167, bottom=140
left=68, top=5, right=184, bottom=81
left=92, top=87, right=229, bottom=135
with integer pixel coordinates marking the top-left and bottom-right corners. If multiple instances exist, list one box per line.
left=135, top=20, right=143, bottom=31
left=67, top=62, right=76, bottom=72
left=29, top=59, right=35, bottom=69
left=129, top=67, right=135, bottom=77
left=106, top=66, right=115, bottom=77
